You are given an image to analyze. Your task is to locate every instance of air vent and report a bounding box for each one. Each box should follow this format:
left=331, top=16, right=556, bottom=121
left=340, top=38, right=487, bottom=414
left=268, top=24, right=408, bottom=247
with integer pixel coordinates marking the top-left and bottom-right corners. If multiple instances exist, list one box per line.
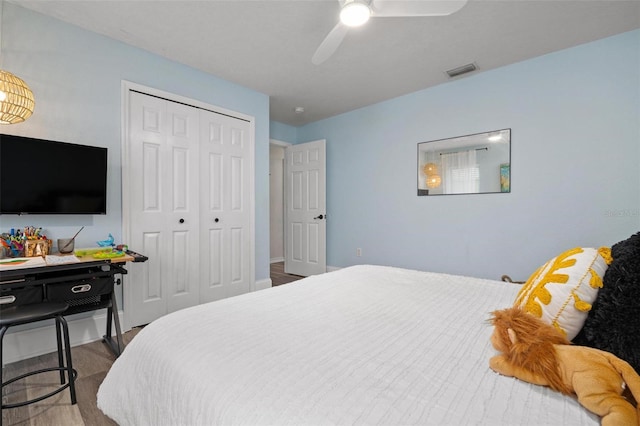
left=446, top=62, right=478, bottom=78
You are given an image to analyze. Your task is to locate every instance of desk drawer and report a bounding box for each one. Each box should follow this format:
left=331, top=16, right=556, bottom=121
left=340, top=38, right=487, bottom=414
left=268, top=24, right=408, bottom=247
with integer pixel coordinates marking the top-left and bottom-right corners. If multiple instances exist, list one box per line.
left=0, top=286, right=43, bottom=307
left=47, top=277, right=114, bottom=302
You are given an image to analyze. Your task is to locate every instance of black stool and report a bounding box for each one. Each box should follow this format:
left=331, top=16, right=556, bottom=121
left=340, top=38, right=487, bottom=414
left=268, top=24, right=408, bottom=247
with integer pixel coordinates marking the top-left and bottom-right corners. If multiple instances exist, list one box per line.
left=0, top=302, right=77, bottom=417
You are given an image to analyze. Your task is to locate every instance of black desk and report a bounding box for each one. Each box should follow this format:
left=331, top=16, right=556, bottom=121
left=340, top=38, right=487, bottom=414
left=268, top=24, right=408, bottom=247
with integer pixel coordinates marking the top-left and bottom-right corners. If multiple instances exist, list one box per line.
left=0, top=258, right=130, bottom=357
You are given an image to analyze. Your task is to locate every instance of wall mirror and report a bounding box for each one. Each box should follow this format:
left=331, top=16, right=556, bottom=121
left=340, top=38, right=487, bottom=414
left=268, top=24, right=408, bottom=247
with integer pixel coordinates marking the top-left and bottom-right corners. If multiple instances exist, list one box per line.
left=417, top=129, right=511, bottom=196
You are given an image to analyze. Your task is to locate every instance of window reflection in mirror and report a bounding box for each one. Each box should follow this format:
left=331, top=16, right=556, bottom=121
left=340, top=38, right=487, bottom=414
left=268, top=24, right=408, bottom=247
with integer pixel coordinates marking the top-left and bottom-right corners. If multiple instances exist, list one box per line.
left=417, top=129, right=511, bottom=196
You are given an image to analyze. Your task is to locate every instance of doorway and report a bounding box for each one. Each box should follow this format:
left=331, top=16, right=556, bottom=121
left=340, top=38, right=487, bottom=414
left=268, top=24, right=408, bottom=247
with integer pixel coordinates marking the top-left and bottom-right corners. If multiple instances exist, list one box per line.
left=269, top=141, right=288, bottom=264
left=270, top=140, right=302, bottom=285
left=269, top=139, right=327, bottom=281
left=270, top=261, right=303, bottom=286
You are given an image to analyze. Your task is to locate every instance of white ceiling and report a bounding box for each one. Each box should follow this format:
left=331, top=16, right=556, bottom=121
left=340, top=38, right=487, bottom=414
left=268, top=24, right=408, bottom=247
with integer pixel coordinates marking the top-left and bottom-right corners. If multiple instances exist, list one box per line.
left=9, top=0, right=640, bottom=126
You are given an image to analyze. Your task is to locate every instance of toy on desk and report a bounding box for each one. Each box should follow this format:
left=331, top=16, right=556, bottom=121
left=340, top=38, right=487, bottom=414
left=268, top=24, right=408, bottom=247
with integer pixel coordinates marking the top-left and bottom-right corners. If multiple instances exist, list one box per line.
left=97, top=233, right=115, bottom=247
left=74, top=247, right=113, bottom=257
left=93, top=250, right=126, bottom=259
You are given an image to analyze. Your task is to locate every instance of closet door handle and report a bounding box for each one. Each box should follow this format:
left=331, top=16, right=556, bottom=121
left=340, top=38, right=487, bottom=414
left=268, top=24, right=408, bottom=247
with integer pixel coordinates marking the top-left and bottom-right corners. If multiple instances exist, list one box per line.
left=314, top=214, right=324, bottom=220
left=179, top=218, right=185, bottom=224
left=214, top=218, right=220, bottom=223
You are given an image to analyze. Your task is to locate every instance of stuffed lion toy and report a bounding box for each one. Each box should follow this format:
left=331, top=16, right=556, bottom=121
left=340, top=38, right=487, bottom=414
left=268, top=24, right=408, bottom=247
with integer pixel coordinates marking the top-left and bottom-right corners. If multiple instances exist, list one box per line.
left=490, top=306, right=640, bottom=426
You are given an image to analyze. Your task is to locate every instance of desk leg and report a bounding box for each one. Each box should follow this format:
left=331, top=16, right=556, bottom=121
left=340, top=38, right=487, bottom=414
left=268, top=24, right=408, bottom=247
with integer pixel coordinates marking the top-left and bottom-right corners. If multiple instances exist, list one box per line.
left=103, top=291, right=124, bottom=357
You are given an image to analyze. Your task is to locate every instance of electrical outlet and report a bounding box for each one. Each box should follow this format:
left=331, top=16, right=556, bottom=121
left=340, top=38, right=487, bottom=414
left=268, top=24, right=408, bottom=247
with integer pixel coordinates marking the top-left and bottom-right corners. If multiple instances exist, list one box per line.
left=356, top=248, right=362, bottom=257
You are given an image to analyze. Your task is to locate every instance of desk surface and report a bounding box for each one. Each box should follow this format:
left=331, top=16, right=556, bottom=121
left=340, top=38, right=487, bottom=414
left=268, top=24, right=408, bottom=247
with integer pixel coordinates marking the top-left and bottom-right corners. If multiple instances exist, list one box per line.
left=0, top=252, right=129, bottom=358
left=72, top=254, right=134, bottom=264
left=0, top=253, right=134, bottom=274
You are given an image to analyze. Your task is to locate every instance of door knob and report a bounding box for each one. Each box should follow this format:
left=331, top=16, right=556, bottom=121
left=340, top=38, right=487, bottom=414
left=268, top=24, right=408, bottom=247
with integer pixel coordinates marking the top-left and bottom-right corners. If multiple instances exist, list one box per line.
left=214, top=218, right=220, bottom=223
left=179, top=218, right=185, bottom=224
left=314, top=214, right=324, bottom=220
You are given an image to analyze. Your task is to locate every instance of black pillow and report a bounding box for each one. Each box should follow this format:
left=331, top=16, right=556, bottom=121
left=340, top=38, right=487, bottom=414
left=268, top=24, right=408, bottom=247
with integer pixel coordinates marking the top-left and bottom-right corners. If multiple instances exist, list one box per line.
left=573, top=232, right=640, bottom=373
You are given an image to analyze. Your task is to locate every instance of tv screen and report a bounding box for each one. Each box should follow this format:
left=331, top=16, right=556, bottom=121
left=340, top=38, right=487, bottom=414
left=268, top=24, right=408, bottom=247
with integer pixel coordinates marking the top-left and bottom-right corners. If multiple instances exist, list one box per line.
left=0, top=134, right=108, bottom=214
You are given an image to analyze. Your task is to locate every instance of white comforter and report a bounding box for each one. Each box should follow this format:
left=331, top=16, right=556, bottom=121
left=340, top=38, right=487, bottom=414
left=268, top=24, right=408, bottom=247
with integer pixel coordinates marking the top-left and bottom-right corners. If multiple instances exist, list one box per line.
left=97, top=265, right=598, bottom=425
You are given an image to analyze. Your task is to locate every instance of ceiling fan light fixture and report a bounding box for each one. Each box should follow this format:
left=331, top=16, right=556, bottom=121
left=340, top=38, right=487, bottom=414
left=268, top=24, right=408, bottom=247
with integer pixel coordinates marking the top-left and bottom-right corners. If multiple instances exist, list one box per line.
left=340, top=1, right=371, bottom=27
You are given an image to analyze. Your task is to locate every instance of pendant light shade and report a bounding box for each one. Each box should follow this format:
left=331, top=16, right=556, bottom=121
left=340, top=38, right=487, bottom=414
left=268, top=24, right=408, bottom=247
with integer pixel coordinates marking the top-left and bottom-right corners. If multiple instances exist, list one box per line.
left=423, top=162, right=441, bottom=189
left=426, top=174, right=441, bottom=189
left=0, top=70, right=35, bottom=124
left=422, top=162, right=438, bottom=176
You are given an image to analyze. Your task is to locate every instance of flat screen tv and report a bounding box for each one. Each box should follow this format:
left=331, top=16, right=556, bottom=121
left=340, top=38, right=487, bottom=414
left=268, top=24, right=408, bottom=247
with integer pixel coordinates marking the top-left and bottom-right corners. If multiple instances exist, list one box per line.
left=0, top=134, right=108, bottom=215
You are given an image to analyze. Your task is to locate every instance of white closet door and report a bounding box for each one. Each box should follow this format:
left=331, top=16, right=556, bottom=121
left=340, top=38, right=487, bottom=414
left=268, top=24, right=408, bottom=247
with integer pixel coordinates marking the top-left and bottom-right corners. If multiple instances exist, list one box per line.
left=199, top=110, right=253, bottom=302
left=127, top=92, right=200, bottom=327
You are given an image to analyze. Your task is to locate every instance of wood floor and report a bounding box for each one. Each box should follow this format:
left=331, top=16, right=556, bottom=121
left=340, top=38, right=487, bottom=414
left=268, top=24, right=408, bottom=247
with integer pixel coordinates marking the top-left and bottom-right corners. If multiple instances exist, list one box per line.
left=270, top=261, right=304, bottom=286
left=1, top=264, right=303, bottom=425
left=1, top=327, right=142, bottom=426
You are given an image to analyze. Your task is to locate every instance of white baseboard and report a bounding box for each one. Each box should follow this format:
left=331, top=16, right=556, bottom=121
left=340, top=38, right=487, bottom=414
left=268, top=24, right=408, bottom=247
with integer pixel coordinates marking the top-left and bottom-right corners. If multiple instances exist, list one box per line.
left=270, top=257, right=285, bottom=263
left=255, top=278, right=272, bottom=291
left=2, top=310, right=127, bottom=365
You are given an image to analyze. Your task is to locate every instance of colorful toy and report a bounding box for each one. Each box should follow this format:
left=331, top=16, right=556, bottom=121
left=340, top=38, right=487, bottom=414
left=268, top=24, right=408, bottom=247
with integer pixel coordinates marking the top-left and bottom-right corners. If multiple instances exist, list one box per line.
left=92, top=250, right=125, bottom=259
left=489, top=306, right=640, bottom=425
left=97, top=233, right=115, bottom=247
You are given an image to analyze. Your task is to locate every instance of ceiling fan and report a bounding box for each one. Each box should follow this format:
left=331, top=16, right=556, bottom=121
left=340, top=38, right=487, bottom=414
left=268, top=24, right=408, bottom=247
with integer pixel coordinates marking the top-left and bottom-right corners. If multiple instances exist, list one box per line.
left=312, top=0, right=468, bottom=65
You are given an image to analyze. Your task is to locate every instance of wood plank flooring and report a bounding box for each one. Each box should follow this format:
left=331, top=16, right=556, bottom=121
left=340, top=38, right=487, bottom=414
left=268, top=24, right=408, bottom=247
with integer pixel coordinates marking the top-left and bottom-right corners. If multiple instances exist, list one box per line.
left=2, top=264, right=303, bottom=425
left=270, top=261, right=304, bottom=286
left=1, top=327, right=142, bottom=426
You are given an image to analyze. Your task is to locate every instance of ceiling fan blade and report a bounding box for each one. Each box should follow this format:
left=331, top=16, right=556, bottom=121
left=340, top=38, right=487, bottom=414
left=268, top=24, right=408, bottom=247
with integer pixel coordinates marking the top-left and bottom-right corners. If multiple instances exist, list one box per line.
left=372, top=0, right=468, bottom=17
left=312, top=22, right=350, bottom=65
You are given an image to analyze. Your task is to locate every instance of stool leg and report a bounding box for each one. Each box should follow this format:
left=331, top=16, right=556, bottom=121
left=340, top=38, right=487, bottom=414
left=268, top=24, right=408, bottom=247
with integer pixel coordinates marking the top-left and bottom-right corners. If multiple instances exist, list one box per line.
left=55, top=318, right=65, bottom=384
left=57, top=316, right=76, bottom=405
left=110, top=292, right=124, bottom=355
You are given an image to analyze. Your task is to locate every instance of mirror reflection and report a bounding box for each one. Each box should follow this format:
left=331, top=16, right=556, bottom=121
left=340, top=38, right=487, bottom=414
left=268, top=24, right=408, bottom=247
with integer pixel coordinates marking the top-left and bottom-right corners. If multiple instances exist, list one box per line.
left=417, top=129, right=511, bottom=196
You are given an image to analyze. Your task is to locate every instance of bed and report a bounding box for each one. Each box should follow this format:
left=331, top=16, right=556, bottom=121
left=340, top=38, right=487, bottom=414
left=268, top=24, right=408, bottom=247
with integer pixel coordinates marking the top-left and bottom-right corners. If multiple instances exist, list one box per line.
left=97, top=265, right=598, bottom=425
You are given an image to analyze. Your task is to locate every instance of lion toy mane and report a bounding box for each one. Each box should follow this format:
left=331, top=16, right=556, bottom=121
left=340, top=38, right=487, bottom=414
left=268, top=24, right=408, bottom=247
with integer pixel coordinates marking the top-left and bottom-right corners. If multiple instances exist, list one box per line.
left=490, top=306, right=640, bottom=426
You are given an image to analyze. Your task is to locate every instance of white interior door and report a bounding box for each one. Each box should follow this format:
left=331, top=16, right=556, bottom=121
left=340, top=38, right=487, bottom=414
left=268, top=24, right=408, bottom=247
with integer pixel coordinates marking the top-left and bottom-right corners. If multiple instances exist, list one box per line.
left=199, top=109, right=253, bottom=302
left=285, top=139, right=326, bottom=276
left=127, top=91, right=200, bottom=327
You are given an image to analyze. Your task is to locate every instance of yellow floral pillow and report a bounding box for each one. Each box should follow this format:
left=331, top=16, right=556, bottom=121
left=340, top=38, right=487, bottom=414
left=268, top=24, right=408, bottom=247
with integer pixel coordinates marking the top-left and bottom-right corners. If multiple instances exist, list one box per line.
left=514, top=247, right=612, bottom=340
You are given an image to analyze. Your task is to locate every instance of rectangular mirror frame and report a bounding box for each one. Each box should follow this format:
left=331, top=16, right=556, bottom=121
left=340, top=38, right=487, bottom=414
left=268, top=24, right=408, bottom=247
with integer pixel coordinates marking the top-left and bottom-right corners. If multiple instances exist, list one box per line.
left=417, top=129, right=511, bottom=196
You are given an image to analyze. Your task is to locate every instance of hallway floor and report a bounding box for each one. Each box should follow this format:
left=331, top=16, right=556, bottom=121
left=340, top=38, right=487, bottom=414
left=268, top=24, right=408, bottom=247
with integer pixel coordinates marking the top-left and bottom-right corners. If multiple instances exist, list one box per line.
left=270, top=262, right=304, bottom=286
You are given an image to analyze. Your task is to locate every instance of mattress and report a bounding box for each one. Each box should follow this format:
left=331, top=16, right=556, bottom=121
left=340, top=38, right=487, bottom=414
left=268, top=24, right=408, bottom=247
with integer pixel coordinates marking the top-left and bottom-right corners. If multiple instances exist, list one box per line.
left=97, top=265, right=598, bottom=425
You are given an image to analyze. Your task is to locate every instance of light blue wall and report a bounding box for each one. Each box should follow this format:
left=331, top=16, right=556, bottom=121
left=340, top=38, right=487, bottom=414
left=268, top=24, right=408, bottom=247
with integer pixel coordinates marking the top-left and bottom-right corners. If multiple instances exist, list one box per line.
left=3, top=3, right=638, bottom=285
left=0, top=4, right=271, bottom=282
left=297, top=30, right=640, bottom=280
left=270, top=120, right=297, bottom=143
